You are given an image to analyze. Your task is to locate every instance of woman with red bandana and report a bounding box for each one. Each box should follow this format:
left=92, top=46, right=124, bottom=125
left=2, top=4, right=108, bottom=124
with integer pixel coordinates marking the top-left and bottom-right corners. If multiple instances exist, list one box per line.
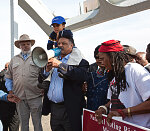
left=95, top=40, right=150, bottom=129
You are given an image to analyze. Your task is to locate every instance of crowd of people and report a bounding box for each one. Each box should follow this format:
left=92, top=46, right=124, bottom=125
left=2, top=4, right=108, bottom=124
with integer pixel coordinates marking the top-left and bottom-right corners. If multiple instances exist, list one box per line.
left=0, top=16, right=150, bottom=131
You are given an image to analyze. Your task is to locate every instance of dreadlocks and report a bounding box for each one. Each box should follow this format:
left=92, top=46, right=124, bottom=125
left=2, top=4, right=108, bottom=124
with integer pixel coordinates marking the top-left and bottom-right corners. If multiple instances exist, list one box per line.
left=107, top=51, right=130, bottom=92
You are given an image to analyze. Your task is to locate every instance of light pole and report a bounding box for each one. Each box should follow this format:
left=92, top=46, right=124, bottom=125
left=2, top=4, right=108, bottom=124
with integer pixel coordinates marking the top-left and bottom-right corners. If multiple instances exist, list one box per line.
left=10, top=0, right=18, bottom=58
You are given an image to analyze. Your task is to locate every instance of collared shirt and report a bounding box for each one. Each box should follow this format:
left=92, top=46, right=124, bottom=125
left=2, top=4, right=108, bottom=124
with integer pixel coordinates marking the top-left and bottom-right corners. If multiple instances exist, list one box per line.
left=144, top=63, right=150, bottom=73
left=5, top=52, right=41, bottom=100
left=21, top=53, right=29, bottom=60
left=5, top=53, right=29, bottom=91
left=47, top=54, right=70, bottom=103
left=5, top=78, right=13, bottom=91
left=144, top=63, right=150, bottom=68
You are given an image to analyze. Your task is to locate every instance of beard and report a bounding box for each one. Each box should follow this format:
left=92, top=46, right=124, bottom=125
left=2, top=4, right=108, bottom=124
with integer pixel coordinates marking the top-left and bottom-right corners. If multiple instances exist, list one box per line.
left=21, top=49, right=31, bottom=55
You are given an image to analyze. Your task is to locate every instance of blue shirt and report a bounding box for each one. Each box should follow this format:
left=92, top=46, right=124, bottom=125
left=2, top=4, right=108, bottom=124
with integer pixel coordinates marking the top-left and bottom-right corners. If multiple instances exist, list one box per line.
left=21, top=53, right=29, bottom=60
left=5, top=53, right=29, bottom=91
left=0, top=90, right=8, bottom=101
left=87, top=71, right=109, bottom=111
left=47, top=54, right=70, bottom=103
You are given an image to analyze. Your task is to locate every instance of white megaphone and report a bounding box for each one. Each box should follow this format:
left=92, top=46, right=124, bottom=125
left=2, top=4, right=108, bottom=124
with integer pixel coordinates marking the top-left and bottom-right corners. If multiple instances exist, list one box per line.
left=32, top=47, right=61, bottom=68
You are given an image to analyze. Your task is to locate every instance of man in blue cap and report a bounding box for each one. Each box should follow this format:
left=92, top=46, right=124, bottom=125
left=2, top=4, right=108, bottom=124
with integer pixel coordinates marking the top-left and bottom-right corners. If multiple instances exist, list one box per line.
left=47, top=16, right=66, bottom=50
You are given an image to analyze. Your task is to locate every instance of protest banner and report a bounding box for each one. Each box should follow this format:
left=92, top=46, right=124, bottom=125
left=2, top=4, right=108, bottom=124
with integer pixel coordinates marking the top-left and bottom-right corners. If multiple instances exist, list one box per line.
left=83, top=109, right=149, bottom=131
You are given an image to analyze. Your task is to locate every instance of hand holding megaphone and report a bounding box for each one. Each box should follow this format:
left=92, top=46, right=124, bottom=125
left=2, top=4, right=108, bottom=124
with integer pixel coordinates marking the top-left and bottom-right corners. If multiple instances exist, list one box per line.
left=48, top=58, right=62, bottom=68
left=46, top=58, right=62, bottom=71
left=32, top=47, right=61, bottom=68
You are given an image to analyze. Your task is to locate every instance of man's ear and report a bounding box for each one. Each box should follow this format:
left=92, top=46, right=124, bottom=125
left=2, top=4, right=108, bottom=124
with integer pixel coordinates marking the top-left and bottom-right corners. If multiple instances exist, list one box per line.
left=71, top=43, right=74, bottom=48
left=62, top=24, right=65, bottom=28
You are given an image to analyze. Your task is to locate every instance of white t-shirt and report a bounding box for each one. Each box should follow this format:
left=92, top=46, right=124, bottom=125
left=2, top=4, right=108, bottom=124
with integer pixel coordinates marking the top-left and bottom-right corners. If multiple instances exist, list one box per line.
left=0, top=120, right=2, bottom=131
left=107, top=62, right=150, bottom=128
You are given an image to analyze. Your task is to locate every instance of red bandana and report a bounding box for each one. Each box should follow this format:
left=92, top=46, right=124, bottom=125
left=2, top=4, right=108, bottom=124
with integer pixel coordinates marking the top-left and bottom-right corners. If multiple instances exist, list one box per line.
left=99, top=40, right=124, bottom=52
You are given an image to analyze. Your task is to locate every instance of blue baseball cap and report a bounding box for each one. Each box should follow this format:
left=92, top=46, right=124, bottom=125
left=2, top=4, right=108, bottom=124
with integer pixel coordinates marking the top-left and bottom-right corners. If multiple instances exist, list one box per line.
left=51, top=16, right=66, bottom=25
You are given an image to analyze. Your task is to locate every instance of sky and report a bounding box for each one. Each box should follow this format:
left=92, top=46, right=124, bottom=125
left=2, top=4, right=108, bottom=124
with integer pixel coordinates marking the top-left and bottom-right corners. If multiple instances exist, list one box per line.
left=0, top=0, right=150, bottom=70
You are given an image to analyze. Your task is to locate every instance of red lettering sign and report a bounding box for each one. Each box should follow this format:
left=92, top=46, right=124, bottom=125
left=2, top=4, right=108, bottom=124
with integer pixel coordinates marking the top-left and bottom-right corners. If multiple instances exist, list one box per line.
left=83, top=109, right=149, bottom=131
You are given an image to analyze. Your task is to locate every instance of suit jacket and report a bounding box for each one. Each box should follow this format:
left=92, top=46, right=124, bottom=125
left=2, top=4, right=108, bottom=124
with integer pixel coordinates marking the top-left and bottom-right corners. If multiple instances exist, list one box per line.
left=59, top=59, right=89, bottom=131
left=42, top=47, right=89, bottom=131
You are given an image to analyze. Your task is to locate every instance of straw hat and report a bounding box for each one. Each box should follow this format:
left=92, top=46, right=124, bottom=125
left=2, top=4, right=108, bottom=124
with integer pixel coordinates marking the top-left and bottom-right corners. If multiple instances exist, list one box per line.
left=15, top=34, right=35, bottom=48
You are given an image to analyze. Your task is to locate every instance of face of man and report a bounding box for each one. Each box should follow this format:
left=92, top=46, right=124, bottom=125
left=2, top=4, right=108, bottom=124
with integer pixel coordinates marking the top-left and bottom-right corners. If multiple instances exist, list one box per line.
left=97, top=52, right=112, bottom=70
left=58, top=38, right=73, bottom=57
left=95, top=54, right=103, bottom=68
left=135, top=53, right=148, bottom=66
left=52, top=23, right=65, bottom=34
left=19, top=41, right=31, bottom=54
left=5, top=62, right=9, bottom=70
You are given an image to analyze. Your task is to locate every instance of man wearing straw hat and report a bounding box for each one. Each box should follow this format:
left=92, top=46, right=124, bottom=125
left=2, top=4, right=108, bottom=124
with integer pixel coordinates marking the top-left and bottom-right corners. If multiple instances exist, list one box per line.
left=5, top=34, right=43, bottom=131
